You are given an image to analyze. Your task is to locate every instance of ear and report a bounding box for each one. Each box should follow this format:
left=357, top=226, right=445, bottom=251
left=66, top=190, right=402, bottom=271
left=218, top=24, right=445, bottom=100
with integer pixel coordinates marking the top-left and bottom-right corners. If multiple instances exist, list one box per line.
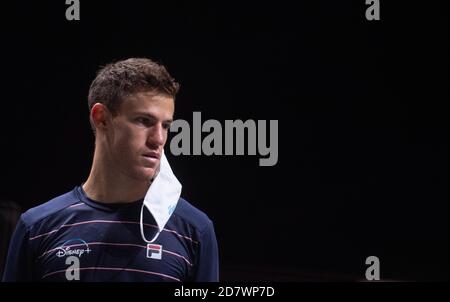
left=90, top=103, right=112, bottom=132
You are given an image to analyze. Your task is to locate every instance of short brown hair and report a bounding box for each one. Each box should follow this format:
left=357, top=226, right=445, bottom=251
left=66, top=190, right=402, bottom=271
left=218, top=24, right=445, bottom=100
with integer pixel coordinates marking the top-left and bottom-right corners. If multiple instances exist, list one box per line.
left=88, top=58, right=180, bottom=116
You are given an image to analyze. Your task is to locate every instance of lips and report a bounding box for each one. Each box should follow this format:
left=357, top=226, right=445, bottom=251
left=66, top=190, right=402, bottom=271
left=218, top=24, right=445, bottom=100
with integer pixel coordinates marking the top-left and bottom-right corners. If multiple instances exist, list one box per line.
left=142, top=152, right=160, bottom=167
left=142, top=151, right=160, bottom=160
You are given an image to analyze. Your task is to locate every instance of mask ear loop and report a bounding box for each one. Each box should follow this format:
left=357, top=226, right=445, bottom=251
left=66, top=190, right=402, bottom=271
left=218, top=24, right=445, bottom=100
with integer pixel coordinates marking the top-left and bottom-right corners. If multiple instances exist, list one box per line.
left=140, top=159, right=162, bottom=244
left=140, top=204, right=161, bottom=243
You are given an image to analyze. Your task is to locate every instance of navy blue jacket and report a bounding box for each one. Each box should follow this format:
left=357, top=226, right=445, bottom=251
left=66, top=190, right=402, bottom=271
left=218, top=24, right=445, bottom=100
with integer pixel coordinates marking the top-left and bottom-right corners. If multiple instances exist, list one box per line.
left=2, top=186, right=219, bottom=282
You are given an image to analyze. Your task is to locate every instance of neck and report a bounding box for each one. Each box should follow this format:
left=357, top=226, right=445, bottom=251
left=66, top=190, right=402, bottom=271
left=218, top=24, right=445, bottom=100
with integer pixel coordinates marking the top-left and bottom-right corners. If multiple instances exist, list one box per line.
left=82, top=146, right=151, bottom=204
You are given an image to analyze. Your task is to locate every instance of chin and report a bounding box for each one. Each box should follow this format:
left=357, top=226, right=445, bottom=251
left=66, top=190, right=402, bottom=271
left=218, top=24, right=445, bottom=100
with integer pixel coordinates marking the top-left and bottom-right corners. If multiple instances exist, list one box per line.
left=127, top=166, right=156, bottom=182
left=141, top=167, right=158, bottom=180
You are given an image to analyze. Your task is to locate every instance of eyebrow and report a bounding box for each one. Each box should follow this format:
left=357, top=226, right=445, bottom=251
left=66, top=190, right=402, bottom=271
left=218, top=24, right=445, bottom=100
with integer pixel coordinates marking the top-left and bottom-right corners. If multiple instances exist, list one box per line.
left=134, top=112, right=173, bottom=124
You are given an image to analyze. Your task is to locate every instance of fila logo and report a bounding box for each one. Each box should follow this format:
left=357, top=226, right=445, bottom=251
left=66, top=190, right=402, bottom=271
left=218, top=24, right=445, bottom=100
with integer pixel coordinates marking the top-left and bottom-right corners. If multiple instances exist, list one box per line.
left=147, top=244, right=163, bottom=260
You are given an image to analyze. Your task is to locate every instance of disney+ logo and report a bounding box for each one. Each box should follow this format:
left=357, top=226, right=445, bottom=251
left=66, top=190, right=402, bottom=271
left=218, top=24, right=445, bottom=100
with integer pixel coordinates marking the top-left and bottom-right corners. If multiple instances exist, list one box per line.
left=54, top=238, right=92, bottom=281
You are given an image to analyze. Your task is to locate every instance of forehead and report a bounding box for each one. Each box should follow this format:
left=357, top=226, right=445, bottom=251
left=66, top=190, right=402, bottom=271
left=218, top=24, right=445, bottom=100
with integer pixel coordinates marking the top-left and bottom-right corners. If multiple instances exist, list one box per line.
left=119, top=91, right=175, bottom=117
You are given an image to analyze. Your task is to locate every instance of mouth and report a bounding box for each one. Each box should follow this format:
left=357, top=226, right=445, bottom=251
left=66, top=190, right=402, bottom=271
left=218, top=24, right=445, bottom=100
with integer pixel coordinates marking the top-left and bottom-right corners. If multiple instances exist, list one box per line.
left=142, top=151, right=160, bottom=166
left=142, top=151, right=160, bottom=159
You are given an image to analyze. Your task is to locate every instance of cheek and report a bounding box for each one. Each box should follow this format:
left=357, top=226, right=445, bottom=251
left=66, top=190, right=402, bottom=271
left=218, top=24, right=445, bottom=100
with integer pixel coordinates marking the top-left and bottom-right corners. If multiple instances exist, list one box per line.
left=131, top=130, right=150, bottom=150
left=114, top=127, right=143, bottom=152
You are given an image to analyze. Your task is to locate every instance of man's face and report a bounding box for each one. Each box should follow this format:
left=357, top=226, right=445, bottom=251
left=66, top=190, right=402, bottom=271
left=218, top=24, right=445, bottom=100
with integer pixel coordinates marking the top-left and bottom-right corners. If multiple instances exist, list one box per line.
left=105, top=91, right=174, bottom=182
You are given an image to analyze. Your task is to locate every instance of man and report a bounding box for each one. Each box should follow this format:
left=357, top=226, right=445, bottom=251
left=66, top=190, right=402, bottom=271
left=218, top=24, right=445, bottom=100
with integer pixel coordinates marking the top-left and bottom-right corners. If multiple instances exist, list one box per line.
left=2, top=58, right=219, bottom=282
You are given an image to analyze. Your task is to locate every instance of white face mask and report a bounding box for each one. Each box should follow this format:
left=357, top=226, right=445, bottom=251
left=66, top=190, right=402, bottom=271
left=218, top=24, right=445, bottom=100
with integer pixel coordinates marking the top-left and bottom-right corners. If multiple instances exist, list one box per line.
left=139, top=151, right=182, bottom=243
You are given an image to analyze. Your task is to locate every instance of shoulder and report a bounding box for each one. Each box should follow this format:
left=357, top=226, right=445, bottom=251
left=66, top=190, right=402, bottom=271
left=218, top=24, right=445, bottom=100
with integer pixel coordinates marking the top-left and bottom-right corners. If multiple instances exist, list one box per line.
left=172, top=197, right=214, bottom=234
left=21, top=187, right=81, bottom=228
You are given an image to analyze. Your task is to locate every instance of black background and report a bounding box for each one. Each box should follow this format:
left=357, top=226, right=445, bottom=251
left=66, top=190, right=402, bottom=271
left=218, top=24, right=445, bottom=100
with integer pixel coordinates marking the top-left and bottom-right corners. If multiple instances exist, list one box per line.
left=0, top=1, right=448, bottom=281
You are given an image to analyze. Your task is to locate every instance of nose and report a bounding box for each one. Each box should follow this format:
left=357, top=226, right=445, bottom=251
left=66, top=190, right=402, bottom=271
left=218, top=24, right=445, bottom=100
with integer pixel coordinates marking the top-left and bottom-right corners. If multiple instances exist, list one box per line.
left=146, top=124, right=166, bottom=148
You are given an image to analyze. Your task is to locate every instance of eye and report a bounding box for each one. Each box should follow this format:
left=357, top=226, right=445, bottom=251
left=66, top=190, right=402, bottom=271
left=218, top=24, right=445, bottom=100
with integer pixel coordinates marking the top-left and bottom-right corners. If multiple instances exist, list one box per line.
left=162, top=123, right=172, bottom=130
left=136, top=117, right=151, bottom=126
